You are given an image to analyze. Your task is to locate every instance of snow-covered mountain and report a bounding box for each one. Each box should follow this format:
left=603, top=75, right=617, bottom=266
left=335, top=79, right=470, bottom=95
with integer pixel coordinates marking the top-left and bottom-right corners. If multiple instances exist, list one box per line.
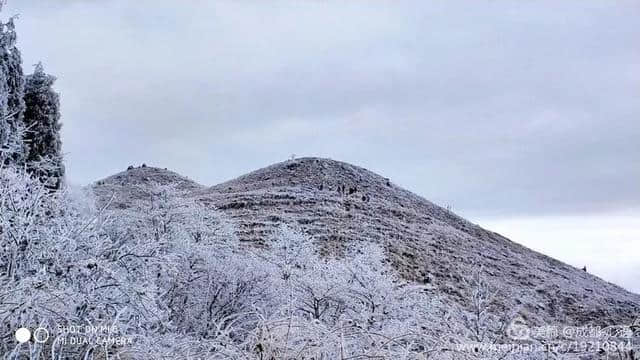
left=93, top=157, right=640, bottom=331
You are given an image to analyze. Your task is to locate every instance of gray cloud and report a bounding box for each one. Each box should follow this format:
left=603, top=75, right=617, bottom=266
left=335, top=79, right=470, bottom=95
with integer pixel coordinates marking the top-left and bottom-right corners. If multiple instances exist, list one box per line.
left=3, top=0, right=639, bottom=217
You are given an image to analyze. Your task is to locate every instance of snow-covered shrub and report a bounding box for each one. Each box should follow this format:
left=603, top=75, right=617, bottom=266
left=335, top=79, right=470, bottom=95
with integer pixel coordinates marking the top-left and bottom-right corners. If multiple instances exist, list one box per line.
left=0, top=164, right=156, bottom=358
left=266, top=226, right=352, bottom=322
left=98, top=184, right=273, bottom=352
left=245, top=225, right=456, bottom=359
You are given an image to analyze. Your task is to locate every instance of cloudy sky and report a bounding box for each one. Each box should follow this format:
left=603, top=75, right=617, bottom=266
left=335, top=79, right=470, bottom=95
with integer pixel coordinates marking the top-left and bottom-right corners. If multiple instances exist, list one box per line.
left=3, top=1, right=638, bottom=292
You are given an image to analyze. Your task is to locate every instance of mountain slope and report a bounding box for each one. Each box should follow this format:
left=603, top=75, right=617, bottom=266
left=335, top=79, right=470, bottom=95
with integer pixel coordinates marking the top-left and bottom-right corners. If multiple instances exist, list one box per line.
left=93, top=157, right=640, bottom=329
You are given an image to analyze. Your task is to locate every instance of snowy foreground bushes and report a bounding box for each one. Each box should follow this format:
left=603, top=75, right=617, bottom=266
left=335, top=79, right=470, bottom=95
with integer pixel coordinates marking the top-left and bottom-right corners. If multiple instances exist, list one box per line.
left=1, top=162, right=574, bottom=360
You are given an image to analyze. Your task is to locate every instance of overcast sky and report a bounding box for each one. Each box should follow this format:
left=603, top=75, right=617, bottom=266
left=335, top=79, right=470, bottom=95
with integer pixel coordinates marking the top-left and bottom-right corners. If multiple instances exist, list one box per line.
left=3, top=0, right=638, bottom=292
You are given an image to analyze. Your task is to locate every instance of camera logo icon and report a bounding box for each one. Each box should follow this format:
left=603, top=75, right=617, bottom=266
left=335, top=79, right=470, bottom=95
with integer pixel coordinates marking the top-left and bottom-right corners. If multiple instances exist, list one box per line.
left=15, top=328, right=30, bottom=343
left=15, top=327, right=49, bottom=344
left=506, top=316, right=530, bottom=340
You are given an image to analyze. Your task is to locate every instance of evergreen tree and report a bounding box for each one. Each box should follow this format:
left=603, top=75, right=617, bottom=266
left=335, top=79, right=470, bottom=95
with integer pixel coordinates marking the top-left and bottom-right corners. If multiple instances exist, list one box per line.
left=0, top=17, right=26, bottom=163
left=23, top=62, right=64, bottom=189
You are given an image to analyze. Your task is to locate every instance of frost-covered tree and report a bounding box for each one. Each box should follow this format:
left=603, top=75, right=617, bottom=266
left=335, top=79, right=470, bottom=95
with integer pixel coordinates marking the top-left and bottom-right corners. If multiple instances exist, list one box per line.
left=266, top=226, right=351, bottom=322
left=0, top=15, right=26, bottom=164
left=23, top=62, right=64, bottom=189
left=252, top=226, right=457, bottom=359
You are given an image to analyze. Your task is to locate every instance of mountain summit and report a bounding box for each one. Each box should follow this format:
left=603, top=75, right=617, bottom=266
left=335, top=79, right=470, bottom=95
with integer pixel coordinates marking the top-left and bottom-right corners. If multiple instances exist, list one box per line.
left=94, top=157, right=640, bottom=329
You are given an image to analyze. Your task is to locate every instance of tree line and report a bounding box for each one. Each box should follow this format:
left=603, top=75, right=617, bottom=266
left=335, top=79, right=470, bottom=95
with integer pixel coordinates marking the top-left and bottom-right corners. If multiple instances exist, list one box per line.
left=1, top=10, right=64, bottom=189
